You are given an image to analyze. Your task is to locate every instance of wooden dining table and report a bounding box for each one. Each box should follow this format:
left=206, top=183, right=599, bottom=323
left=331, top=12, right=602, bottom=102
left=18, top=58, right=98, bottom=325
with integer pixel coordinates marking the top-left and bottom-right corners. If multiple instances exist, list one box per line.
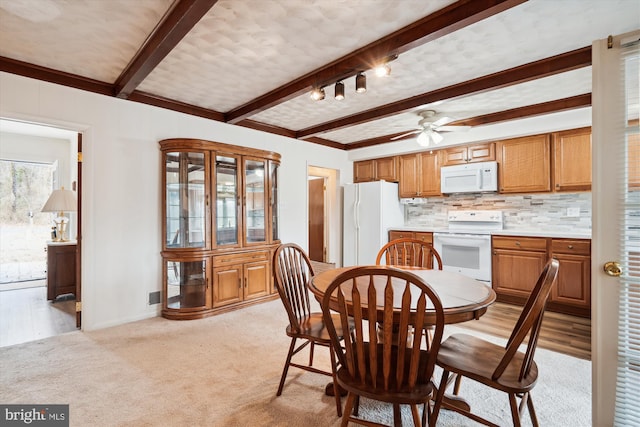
left=309, top=266, right=496, bottom=326
left=309, top=265, right=497, bottom=411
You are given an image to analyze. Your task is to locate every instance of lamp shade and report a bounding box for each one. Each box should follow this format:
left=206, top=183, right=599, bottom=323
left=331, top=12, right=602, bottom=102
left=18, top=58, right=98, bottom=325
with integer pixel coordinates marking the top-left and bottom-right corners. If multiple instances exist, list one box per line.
left=42, top=187, right=77, bottom=213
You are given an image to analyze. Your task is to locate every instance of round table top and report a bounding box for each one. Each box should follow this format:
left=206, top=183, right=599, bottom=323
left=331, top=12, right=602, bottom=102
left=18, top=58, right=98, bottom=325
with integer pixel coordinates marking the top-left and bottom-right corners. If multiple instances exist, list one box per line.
left=309, top=266, right=497, bottom=325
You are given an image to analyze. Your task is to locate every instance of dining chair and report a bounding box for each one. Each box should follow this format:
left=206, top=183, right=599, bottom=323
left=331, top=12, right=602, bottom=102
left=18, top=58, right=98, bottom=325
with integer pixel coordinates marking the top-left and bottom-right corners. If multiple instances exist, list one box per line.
left=376, top=238, right=443, bottom=270
left=429, top=258, right=560, bottom=427
left=272, top=243, right=353, bottom=417
left=321, top=265, right=445, bottom=427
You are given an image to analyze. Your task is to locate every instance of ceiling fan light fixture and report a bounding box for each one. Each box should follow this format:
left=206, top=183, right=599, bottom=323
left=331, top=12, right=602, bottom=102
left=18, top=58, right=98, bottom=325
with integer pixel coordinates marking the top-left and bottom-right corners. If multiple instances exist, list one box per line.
left=355, top=72, right=366, bottom=93
left=310, top=87, right=325, bottom=101
left=417, top=132, right=429, bottom=147
left=334, top=81, right=345, bottom=100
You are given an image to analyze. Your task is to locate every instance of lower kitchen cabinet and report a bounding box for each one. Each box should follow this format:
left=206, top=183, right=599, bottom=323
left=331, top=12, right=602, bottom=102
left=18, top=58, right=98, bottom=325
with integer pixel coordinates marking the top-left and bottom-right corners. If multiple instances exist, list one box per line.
left=492, top=236, right=591, bottom=317
left=388, top=230, right=433, bottom=244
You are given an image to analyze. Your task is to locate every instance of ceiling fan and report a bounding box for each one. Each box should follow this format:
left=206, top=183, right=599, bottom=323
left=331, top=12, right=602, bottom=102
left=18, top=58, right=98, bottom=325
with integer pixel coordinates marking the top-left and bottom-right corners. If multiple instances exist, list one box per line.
left=392, top=110, right=471, bottom=147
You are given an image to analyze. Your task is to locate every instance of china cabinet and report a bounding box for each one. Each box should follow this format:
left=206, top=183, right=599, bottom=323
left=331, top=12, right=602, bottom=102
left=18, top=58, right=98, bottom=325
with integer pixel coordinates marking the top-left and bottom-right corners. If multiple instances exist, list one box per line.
left=160, top=139, right=281, bottom=320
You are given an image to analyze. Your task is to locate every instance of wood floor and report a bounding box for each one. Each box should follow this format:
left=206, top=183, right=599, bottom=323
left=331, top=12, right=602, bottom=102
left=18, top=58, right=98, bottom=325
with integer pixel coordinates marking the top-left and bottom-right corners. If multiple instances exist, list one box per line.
left=0, top=280, right=77, bottom=347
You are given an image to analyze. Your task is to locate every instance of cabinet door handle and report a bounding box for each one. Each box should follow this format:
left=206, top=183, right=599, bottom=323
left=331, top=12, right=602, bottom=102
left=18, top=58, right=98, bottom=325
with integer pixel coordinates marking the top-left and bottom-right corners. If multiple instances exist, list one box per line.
left=568, top=245, right=574, bottom=249
left=238, top=278, right=241, bottom=289
left=515, top=241, right=521, bottom=246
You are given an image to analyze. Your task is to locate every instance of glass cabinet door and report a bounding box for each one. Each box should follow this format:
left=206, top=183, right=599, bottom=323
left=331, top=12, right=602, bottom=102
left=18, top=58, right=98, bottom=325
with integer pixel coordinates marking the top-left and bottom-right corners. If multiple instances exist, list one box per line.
left=269, top=161, right=280, bottom=242
left=214, top=154, right=240, bottom=246
left=165, top=259, right=209, bottom=310
left=165, top=151, right=207, bottom=249
left=244, top=158, right=267, bottom=244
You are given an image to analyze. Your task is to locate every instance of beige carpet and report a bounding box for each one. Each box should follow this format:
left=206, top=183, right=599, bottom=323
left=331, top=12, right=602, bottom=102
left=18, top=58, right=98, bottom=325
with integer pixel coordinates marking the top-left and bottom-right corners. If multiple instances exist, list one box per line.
left=0, top=299, right=591, bottom=426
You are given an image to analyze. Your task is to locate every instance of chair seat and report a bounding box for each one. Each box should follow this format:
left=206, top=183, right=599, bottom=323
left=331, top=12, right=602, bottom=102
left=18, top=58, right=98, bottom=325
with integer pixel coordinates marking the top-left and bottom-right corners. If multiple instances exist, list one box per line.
left=436, top=333, right=539, bottom=394
left=286, top=312, right=351, bottom=342
left=336, top=342, right=436, bottom=405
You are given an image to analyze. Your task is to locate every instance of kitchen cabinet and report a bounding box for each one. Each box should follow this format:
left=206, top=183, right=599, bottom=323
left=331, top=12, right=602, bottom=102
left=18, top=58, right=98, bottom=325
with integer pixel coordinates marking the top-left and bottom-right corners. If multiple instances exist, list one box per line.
left=388, top=230, right=433, bottom=244
left=441, top=142, right=495, bottom=166
left=552, top=127, right=592, bottom=192
left=354, top=156, right=398, bottom=183
left=492, top=236, right=548, bottom=301
left=47, top=241, right=76, bottom=301
left=160, top=138, right=280, bottom=320
left=398, top=151, right=440, bottom=197
left=497, top=134, right=551, bottom=193
left=549, top=239, right=591, bottom=317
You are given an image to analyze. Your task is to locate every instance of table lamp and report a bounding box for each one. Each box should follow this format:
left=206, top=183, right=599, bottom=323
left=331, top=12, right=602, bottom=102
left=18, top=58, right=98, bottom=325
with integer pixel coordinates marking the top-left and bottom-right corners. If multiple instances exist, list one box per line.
left=41, top=186, right=77, bottom=242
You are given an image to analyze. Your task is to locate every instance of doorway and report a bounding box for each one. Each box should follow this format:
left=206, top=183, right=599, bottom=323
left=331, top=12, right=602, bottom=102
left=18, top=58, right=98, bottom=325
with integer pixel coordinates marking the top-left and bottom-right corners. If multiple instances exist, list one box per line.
left=0, top=119, right=80, bottom=347
left=307, top=166, right=340, bottom=266
left=308, top=176, right=326, bottom=262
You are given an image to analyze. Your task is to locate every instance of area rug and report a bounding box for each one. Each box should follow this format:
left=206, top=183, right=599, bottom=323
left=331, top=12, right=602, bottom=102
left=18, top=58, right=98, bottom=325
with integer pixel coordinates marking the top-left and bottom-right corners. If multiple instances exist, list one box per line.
left=0, top=299, right=591, bottom=426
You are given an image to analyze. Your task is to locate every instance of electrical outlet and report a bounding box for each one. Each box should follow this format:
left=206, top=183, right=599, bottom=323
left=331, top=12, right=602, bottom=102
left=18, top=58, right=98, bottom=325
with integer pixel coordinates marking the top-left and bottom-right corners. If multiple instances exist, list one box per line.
left=567, top=207, right=580, bottom=217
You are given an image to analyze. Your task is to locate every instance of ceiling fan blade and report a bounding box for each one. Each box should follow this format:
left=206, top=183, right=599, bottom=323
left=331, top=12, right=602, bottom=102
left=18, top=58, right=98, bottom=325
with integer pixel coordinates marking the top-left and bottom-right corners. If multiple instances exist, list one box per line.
left=431, top=116, right=455, bottom=127
left=430, top=130, right=444, bottom=144
left=436, top=125, right=472, bottom=132
left=390, top=129, right=421, bottom=140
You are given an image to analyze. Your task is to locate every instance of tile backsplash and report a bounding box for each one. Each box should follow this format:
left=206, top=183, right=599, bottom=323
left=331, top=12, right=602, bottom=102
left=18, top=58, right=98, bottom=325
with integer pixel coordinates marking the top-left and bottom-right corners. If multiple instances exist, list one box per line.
left=404, top=192, right=592, bottom=233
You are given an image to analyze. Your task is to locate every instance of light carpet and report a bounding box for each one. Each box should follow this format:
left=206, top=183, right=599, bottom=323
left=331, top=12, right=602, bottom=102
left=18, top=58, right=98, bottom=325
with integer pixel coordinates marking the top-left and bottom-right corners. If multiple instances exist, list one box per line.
left=0, top=299, right=591, bottom=426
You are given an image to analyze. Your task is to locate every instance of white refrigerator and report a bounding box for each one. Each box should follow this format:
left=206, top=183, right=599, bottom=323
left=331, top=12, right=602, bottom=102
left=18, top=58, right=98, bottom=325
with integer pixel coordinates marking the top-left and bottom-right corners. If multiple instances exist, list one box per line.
left=343, top=181, right=404, bottom=266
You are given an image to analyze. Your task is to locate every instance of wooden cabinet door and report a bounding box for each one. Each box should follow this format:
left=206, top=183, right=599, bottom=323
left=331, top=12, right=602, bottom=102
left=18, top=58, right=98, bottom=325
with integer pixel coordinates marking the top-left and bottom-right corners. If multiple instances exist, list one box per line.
left=418, top=151, right=441, bottom=196
left=213, top=265, right=243, bottom=307
left=553, top=127, right=592, bottom=192
left=375, top=157, right=398, bottom=182
left=551, top=252, right=591, bottom=309
left=441, top=146, right=467, bottom=165
left=243, top=260, right=270, bottom=300
left=354, top=160, right=375, bottom=183
left=497, top=134, right=551, bottom=193
left=492, top=248, right=548, bottom=299
left=399, top=154, right=419, bottom=197
left=441, top=143, right=495, bottom=166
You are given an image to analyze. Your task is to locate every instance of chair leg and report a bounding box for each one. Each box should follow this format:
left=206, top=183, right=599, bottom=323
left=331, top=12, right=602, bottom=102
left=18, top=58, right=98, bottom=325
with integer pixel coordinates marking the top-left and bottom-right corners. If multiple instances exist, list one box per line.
left=354, top=394, right=360, bottom=416
left=393, top=403, right=402, bottom=426
left=329, top=344, right=342, bottom=417
left=276, top=337, right=297, bottom=396
left=309, top=341, right=315, bottom=366
left=342, top=393, right=356, bottom=427
left=508, top=393, right=522, bottom=427
left=410, top=404, right=421, bottom=426
left=429, top=369, right=450, bottom=427
left=526, top=393, right=539, bottom=427
left=453, top=373, right=462, bottom=395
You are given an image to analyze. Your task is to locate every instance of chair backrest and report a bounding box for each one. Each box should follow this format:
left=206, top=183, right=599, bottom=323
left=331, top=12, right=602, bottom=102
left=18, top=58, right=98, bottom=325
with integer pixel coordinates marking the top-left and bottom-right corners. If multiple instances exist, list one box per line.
left=273, top=243, right=315, bottom=333
left=493, top=258, right=560, bottom=382
left=321, top=266, right=445, bottom=392
left=376, top=238, right=443, bottom=270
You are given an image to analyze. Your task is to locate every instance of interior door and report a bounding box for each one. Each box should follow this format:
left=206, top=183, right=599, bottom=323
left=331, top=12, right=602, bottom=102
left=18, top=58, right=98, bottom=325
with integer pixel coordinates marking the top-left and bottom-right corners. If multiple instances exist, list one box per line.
left=592, top=31, right=640, bottom=425
left=308, top=177, right=325, bottom=262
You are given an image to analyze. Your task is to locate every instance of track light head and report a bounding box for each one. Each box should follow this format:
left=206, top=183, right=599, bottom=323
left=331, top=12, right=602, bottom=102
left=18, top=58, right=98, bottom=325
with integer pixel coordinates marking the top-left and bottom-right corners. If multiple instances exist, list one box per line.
left=355, top=72, right=366, bottom=93
left=335, top=81, right=345, bottom=100
left=310, top=87, right=325, bottom=101
left=374, top=63, right=391, bottom=77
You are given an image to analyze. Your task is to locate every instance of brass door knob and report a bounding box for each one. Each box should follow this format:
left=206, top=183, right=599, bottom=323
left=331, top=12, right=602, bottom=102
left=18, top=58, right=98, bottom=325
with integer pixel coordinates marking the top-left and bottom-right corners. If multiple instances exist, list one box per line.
left=603, top=261, right=622, bottom=277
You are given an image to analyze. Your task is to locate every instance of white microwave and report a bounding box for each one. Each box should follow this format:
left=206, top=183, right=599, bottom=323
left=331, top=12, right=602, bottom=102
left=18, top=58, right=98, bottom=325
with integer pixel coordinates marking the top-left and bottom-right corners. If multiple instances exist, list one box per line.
left=440, top=161, right=498, bottom=194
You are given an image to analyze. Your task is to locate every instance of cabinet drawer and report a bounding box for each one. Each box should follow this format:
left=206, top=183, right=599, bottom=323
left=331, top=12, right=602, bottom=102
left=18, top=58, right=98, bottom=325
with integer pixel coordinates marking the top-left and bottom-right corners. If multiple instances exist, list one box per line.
left=414, top=232, right=433, bottom=244
left=389, top=230, right=414, bottom=240
left=551, top=239, right=590, bottom=256
left=213, top=250, right=269, bottom=266
left=492, top=236, right=547, bottom=252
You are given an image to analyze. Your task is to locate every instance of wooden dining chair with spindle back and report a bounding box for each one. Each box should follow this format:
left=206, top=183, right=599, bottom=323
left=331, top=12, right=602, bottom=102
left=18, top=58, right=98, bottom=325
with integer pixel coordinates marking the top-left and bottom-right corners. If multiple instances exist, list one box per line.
left=272, top=243, right=354, bottom=417
left=321, top=265, right=446, bottom=427
left=376, top=238, right=443, bottom=270
left=429, top=258, right=560, bottom=427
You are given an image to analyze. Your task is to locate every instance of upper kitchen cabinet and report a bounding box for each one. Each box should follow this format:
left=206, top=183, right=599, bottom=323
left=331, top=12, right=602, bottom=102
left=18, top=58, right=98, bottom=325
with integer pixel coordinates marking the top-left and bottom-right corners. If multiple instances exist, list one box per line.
left=399, top=151, right=440, bottom=198
left=552, top=127, right=592, bottom=192
left=160, top=138, right=281, bottom=320
left=497, top=134, right=551, bottom=194
left=441, top=142, right=495, bottom=166
left=353, top=156, right=399, bottom=183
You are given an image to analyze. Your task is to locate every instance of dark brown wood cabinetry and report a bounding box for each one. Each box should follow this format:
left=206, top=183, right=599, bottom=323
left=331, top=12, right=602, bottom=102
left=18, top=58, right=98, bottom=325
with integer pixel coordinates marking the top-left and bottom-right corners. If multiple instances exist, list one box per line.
left=47, top=242, right=76, bottom=301
left=160, top=139, right=280, bottom=320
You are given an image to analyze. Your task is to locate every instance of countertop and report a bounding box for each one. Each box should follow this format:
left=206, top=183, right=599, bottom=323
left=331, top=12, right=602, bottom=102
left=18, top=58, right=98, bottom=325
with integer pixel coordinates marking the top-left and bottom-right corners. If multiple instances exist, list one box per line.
left=389, top=226, right=591, bottom=240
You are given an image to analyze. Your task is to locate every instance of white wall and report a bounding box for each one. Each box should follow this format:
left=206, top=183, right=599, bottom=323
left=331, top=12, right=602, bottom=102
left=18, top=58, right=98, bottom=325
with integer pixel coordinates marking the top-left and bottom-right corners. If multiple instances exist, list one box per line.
left=0, top=72, right=352, bottom=330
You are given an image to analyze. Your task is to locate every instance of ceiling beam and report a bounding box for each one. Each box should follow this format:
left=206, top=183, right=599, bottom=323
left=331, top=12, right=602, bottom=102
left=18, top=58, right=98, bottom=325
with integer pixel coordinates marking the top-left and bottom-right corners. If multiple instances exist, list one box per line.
left=128, top=91, right=225, bottom=121
left=113, top=0, right=219, bottom=99
left=0, top=56, right=113, bottom=96
left=225, top=0, right=527, bottom=124
left=345, top=93, right=592, bottom=150
left=298, top=46, right=592, bottom=139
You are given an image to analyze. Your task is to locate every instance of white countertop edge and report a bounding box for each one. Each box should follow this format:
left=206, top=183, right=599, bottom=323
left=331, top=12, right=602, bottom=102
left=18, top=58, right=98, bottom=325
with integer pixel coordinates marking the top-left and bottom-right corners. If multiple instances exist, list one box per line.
left=389, top=226, right=590, bottom=240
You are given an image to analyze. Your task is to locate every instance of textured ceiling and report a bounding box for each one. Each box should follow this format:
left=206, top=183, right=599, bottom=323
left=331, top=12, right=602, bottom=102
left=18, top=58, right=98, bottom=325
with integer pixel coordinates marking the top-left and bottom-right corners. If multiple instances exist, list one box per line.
left=0, top=0, right=638, bottom=149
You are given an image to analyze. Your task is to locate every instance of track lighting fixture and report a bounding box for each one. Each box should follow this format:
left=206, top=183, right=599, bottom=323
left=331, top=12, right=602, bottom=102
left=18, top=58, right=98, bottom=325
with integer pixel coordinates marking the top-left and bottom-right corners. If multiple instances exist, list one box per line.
left=355, top=72, right=366, bottom=93
left=334, top=81, right=345, bottom=100
left=310, top=86, right=325, bottom=101
left=374, top=63, right=391, bottom=77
